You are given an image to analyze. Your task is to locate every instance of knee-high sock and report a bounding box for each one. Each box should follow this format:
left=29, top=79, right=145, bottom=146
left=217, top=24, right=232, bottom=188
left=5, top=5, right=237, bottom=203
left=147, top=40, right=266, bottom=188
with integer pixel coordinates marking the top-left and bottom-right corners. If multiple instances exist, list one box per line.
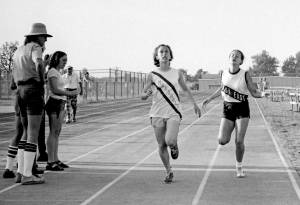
left=23, top=142, right=37, bottom=177
left=17, top=141, right=26, bottom=174
left=5, top=145, right=18, bottom=170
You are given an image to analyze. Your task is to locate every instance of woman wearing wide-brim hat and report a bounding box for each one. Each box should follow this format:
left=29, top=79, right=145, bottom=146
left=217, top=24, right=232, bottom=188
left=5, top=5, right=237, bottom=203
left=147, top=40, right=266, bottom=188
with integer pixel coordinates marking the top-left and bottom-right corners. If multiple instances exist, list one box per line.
left=12, top=22, right=52, bottom=185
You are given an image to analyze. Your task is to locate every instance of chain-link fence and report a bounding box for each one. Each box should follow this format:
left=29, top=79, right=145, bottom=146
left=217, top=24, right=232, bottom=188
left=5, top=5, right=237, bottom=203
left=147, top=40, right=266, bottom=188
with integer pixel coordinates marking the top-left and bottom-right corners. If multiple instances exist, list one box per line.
left=0, top=68, right=147, bottom=105
left=79, top=68, right=147, bottom=103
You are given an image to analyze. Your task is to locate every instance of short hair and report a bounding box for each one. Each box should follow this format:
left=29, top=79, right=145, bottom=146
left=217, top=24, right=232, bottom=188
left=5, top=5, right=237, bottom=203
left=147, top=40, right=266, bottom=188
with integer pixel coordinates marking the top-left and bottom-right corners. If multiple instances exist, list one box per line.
left=230, top=49, right=244, bottom=65
left=153, top=44, right=173, bottom=67
left=49, top=51, right=67, bottom=68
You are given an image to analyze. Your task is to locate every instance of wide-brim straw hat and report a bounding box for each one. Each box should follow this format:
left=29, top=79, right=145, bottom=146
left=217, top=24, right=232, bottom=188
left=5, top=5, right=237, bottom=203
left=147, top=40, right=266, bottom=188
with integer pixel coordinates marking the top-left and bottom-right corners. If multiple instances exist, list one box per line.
left=24, top=23, right=53, bottom=37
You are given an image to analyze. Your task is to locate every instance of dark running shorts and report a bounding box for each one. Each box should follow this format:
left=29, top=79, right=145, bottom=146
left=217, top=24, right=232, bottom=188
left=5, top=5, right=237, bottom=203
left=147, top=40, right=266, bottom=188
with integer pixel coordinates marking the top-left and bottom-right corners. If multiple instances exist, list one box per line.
left=16, top=84, right=44, bottom=116
left=222, top=101, right=250, bottom=121
left=45, top=97, right=66, bottom=118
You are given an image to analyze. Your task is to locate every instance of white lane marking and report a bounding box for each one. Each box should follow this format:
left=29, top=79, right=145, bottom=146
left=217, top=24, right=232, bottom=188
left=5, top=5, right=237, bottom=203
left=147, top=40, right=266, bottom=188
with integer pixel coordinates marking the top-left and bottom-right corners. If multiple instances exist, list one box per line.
left=70, top=164, right=294, bottom=173
left=192, top=145, right=221, bottom=205
left=255, top=99, right=300, bottom=201
left=0, top=118, right=150, bottom=195
left=0, top=102, right=149, bottom=134
left=190, top=103, right=221, bottom=205
left=67, top=126, right=151, bottom=164
left=0, top=184, right=19, bottom=195
left=80, top=103, right=219, bottom=205
left=0, top=99, right=203, bottom=195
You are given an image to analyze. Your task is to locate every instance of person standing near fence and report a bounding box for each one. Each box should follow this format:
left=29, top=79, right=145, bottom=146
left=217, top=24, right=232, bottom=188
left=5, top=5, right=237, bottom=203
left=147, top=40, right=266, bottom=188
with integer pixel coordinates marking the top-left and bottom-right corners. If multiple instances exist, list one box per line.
left=45, top=51, right=77, bottom=171
left=141, top=44, right=201, bottom=183
left=62, top=66, right=81, bottom=123
left=201, top=49, right=268, bottom=178
left=12, top=22, right=52, bottom=185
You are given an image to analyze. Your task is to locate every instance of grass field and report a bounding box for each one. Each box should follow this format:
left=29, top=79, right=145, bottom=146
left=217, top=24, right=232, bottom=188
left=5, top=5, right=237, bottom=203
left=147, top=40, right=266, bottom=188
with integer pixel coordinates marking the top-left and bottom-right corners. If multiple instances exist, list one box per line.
left=257, top=98, right=300, bottom=174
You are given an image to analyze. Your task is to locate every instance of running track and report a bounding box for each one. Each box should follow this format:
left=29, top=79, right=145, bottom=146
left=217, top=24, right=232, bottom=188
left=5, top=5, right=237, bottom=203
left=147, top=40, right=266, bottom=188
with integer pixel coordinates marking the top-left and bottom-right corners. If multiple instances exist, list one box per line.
left=0, top=95, right=300, bottom=205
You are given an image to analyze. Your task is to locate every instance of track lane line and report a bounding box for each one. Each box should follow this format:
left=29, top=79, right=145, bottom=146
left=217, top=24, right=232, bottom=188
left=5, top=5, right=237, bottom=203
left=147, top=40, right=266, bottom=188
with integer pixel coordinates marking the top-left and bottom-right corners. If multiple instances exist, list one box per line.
left=80, top=103, right=220, bottom=205
left=255, top=99, right=300, bottom=201
left=0, top=100, right=203, bottom=194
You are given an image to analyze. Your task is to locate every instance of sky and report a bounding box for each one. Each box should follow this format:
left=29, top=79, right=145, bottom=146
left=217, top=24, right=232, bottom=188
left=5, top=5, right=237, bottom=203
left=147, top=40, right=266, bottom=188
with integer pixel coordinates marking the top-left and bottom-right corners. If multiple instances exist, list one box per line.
left=2, top=0, right=300, bottom=76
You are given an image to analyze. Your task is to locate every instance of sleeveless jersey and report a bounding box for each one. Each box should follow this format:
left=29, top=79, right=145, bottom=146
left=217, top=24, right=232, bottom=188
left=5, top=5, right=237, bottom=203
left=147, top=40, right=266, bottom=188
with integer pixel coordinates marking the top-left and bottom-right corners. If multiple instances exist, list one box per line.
left=149, top=68, right=182, bottom=118
left=221, top=68, right=249, bottom=102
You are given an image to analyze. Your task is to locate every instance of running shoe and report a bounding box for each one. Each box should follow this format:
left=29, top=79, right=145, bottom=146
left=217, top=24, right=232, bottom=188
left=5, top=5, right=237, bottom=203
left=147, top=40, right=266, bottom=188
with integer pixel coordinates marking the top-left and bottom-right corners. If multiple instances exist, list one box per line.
left=170, top=144, right=179, bottom=159
left=236, top=166, right=245, bottom=178
left=56, top=160, right=69, bottom=168
left=46, top=162, right=64, bottom=171
left=3, top=169, right=15, bottom=178
left=65, top=119, right=71, bottom=124
left=21, top=175, right=45, bottom=185
left=164, top=172, right=174, bottom=184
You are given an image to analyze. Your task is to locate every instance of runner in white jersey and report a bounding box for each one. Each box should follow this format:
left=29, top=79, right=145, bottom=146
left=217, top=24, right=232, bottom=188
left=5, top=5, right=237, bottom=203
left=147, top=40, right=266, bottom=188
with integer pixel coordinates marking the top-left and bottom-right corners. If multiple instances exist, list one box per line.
left=201, top=50, right=269, bottom=178
left=141, top=44, right=201, bottom=183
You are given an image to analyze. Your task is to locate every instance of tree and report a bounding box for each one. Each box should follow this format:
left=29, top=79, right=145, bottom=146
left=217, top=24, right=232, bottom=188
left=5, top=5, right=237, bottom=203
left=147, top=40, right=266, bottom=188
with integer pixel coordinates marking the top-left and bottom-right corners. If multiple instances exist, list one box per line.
left=194, top=68, right=208, bottom=80
left=295, top=51, right=300, bottom=73
left=179, top=68, right=193, bottom=81
left=0, top=41, right=18, bottom=74
left=281, top=56, right=297, bottom=76
left=250, top=50, right=279, bottom=76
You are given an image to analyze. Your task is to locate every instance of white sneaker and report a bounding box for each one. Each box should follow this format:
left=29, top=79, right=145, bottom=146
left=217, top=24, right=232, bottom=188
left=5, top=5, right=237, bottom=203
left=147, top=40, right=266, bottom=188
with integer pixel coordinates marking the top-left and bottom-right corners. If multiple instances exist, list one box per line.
left=236, top=166, right=245, bottom=178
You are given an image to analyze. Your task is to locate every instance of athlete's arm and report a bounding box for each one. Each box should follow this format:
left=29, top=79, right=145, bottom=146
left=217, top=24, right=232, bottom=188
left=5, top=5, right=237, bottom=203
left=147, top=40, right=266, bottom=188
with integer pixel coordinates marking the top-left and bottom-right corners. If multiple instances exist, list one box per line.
left=202, top=69, right=223, bottom=107
left=141, top=73, right=153, bottom=100
left=178, top=70, right=201, bottom=117
left=245, top=72, right=267, bottom=98
left=201, top=85, right=222, bottom=113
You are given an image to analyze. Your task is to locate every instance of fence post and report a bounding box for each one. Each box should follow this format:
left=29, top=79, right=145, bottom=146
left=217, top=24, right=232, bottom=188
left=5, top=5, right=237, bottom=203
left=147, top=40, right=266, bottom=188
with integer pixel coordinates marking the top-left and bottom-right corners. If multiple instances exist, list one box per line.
left=137, top=77, right=139, bottom=95
left=120, top=71, right=123, bottom=97
left=113, top=81, right=116, bottom=99
left=96, top=82, right=99, bottom=101
left=127, top=82, right=129, bottom=98
left=109, top=68, right=111, bottom=81
left=0, top=70, right=2, bottom=99
left=105, top=81, right=107, bottom=99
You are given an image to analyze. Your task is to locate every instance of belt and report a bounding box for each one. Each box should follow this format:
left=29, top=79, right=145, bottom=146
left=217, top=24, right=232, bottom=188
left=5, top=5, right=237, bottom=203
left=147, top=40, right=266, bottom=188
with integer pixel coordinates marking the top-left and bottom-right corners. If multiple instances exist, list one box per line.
left=17, top=79, right=42, bottom=86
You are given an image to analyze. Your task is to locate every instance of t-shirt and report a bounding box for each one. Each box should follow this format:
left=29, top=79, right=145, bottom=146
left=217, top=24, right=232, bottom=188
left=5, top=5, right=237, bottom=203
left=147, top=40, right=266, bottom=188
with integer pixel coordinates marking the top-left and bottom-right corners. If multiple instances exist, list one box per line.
left=12, top=42, right=43, bottom=83
left=62, top=72, right=80, bottom=89
left=47, top=68, right=66, bottom=100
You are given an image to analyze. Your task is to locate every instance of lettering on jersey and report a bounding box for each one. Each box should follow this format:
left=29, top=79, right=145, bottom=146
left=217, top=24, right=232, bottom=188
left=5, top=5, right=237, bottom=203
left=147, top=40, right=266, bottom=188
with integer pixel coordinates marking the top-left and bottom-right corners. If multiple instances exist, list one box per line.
left=222, top=85, right=248, bottom=102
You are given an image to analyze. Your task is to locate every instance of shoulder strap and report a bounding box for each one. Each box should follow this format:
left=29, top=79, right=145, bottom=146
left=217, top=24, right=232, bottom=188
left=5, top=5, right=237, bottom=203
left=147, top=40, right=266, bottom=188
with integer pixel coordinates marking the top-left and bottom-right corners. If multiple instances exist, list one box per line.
left=151, top=71, right=180, bottom=101
left=152, top=82, right=182, bottom=119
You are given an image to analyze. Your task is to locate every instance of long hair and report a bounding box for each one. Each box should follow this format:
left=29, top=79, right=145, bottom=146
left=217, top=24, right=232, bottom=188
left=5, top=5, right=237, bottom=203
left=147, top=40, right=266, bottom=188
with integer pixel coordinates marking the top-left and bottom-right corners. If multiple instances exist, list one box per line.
left=153, top=44, right=173, bottom=67
left=49, top=51, right=67, bottom=69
